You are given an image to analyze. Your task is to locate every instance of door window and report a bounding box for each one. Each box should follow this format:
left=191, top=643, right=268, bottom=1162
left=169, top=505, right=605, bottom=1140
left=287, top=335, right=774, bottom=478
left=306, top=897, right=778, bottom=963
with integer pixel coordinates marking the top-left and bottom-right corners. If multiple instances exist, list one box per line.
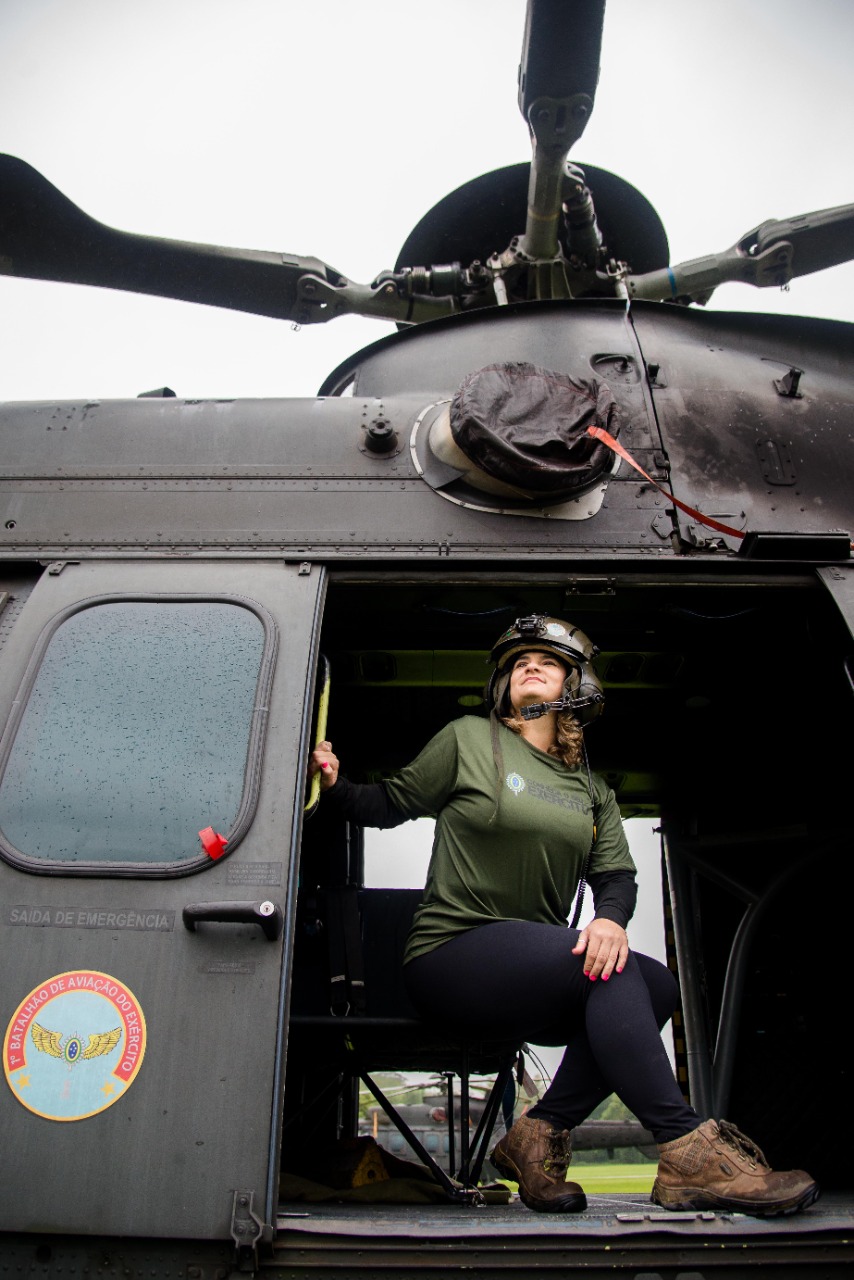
left=0, top=599, right=273, bottom=872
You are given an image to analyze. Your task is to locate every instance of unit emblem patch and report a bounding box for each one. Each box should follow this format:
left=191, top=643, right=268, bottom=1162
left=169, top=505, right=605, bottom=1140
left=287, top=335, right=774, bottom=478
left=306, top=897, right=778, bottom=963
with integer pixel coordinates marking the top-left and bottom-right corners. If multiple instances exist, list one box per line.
left=3, top=970, right=146, bottom=1121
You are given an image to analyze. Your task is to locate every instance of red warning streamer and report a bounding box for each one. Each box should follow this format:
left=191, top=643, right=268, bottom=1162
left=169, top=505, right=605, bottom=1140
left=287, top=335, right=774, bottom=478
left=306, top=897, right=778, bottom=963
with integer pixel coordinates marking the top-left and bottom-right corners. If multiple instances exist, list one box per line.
left=586, top=425, right=745, bottom=540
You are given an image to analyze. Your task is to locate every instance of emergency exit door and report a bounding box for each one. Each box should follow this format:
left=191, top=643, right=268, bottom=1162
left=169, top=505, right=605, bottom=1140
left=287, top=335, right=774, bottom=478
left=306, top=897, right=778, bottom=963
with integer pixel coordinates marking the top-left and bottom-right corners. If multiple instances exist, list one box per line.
left=0, top=559, right=325, bottom=1241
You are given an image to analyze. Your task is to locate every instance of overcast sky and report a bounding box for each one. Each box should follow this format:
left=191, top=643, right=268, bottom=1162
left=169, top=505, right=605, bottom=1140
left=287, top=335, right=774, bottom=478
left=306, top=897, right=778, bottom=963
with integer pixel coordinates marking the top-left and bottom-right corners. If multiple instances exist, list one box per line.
left=1, top=0, right=853, bottom=404
left=2, top=0, right=849, bottom=1081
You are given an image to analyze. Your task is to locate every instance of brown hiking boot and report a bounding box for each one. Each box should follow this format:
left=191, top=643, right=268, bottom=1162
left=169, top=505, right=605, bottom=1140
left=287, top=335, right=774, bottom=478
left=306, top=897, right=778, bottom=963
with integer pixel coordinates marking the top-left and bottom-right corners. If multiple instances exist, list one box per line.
left=652, top=1119, right=820, bottom=1217
left=490, top=1114, right=587, bottom=1213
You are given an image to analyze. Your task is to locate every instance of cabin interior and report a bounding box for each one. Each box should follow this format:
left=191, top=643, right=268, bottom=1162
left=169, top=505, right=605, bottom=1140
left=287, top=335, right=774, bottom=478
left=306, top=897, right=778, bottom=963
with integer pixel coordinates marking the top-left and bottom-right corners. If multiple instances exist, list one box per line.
left=284, top=566, right=854, bottom=1198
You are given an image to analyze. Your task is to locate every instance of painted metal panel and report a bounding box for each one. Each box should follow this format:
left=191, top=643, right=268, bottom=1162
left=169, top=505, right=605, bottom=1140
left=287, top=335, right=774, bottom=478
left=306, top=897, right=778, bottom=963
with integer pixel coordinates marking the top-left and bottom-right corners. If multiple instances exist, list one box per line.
left=0, top=559, right=325, bottom=1240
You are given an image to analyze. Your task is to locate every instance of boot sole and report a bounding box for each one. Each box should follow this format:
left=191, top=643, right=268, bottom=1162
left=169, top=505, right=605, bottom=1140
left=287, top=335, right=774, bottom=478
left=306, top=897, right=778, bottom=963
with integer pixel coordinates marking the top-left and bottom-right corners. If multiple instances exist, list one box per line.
left=651, top=1180, right=821, bottom=1218
left=490, top=1149, right=588, bottom=1214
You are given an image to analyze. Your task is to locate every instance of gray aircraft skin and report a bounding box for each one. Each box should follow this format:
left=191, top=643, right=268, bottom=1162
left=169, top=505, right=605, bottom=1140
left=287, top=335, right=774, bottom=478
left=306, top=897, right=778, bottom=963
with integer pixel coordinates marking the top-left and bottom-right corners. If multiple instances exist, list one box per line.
left=1, top=2, right=853, bottom=1276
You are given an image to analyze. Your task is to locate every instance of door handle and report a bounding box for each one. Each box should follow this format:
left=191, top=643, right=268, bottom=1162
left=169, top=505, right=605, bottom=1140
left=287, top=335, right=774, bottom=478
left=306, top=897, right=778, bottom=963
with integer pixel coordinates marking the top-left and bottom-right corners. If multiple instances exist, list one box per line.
left=182, top=900, right=284, bottom=941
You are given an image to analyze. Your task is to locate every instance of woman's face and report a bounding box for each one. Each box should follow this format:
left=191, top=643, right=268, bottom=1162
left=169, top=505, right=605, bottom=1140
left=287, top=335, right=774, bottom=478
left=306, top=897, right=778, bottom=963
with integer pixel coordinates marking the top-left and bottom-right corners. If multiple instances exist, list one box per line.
left=508, top=649, right=568, bottom=713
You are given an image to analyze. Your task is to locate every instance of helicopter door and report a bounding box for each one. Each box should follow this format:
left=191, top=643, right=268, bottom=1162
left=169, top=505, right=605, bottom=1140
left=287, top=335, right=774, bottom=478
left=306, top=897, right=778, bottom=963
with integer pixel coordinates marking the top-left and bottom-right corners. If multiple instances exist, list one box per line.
left=0, top=559, right=324, bottom=1243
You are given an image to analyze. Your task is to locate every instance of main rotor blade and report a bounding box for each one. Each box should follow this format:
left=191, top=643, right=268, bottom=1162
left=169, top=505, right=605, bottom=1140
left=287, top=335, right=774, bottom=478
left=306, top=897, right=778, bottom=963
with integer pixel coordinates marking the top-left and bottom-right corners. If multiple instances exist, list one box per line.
left=518, top=0, right=605, bottom=116
left=516, top=0, right=607, bottom=260
left=0, top=154, right=340, bottom=323
left=751, top=204, right=854, bottom=280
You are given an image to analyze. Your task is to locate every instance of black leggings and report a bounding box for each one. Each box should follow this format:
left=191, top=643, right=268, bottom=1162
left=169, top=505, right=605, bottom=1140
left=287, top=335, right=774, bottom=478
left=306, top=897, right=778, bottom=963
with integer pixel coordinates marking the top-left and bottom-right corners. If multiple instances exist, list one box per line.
left=404, top=920, right=699, bottom=1144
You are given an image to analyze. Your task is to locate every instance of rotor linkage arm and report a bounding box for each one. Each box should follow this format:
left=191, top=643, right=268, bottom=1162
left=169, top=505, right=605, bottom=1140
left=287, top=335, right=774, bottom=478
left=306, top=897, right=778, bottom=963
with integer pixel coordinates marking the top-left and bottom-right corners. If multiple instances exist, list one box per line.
left=626, top=201, right=854, bottom=305
left=519, top=93, right=595, bottom=261
left=625, top=241, right=794, bottom=305
left=293, top=269, right=460, bottom=325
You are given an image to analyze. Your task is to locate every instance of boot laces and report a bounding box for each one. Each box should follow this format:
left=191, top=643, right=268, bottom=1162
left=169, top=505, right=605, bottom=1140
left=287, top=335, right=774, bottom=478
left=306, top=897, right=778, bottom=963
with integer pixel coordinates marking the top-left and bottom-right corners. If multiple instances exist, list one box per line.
left=718, top=1120, right=770, bottom=1170
left=542, top=1128, right=571, bottom=1176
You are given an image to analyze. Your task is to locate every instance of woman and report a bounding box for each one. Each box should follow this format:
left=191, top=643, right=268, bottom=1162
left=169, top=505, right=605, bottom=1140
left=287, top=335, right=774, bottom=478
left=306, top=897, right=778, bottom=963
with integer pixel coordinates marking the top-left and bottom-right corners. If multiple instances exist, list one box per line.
left=309, top=613, right=818, bottom=1217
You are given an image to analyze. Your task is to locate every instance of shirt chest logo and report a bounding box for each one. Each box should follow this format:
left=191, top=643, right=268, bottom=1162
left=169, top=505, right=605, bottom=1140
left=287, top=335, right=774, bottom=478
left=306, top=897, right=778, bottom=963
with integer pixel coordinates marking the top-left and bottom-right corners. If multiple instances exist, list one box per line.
left=504, top=770, right=590, bottom=815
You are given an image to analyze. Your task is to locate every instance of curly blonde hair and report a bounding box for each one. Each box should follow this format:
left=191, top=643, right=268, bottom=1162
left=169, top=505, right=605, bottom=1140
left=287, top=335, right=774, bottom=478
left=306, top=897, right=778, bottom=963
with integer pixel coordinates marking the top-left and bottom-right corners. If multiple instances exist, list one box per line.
left=500, top=708, right=585, bottom=769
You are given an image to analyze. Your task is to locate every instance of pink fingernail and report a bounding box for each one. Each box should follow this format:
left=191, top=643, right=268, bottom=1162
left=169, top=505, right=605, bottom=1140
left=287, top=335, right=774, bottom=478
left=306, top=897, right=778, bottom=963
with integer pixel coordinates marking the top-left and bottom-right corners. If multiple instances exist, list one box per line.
left=320, top=762, right=329, bottom=770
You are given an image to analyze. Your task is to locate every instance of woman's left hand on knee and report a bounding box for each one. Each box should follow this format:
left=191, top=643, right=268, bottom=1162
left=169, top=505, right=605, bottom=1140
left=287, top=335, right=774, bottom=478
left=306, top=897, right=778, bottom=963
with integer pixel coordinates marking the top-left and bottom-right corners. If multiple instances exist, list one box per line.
left=572, top=918, right=629, bottom=982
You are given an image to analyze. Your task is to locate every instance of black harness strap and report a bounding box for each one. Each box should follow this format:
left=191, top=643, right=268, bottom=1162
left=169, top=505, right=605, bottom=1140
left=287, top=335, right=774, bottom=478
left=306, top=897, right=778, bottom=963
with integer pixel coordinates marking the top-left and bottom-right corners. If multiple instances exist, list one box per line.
left=569, top=746, right=598, bottom=929
left=326, top=886, right=367, bottom=1016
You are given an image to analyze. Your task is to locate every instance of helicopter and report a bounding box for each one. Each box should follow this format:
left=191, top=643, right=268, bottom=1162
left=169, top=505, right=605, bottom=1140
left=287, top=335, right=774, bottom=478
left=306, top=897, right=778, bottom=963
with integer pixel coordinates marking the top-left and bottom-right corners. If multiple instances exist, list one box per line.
left=1, top=1, right=854, bottom=1277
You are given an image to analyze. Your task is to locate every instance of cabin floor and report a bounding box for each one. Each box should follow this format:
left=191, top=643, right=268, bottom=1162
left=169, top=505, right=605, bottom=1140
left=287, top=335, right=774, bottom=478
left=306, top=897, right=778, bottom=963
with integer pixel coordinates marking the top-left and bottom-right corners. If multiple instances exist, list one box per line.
left=273, top=1192, right=854, bottom=1276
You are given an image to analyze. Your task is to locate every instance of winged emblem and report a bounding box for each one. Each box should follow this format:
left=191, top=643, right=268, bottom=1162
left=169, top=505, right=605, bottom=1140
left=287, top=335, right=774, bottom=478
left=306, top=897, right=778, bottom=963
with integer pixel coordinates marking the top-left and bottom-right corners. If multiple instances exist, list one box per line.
left=31, top=1021, right=121, bottom=1062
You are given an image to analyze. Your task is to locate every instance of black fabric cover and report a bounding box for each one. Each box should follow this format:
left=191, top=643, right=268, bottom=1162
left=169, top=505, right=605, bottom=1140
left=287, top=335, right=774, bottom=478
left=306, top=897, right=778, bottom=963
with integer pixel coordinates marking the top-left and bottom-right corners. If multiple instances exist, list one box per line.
left=449, top=362, right=620, bottom=496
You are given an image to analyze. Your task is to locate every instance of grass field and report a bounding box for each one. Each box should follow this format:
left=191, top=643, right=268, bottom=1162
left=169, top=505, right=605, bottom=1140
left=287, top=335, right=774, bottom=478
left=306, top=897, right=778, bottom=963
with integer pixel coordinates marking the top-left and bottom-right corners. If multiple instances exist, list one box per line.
left=570, top=1162, right=656, bottom=1193
left=496, top=1163, right=656, bottom=1195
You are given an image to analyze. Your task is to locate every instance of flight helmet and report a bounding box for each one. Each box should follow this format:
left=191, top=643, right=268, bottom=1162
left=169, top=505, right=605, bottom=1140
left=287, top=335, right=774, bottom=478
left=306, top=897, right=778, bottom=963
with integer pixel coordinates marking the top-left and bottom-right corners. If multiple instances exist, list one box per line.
left=486, top=613, right=605, bottom=724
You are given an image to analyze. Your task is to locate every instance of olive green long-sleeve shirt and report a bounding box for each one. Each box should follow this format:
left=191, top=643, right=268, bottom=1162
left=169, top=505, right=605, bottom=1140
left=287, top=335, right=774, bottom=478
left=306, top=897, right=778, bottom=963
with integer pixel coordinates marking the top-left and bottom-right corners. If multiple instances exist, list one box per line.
left=327, top=716, right=636, bottom=963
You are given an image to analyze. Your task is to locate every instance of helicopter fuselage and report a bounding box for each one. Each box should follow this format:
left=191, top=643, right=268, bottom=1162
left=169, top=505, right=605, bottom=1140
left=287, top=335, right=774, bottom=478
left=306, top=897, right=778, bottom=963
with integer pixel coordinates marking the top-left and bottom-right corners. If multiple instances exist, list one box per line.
left=1, top=294, right=853, bottom=1276
left=1, top=300, right=851, bottom=563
